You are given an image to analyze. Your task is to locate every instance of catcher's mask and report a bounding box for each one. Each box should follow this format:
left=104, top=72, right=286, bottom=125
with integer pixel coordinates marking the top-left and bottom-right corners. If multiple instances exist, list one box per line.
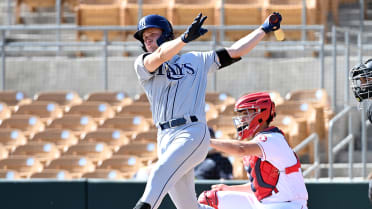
left=233, top=92, right=276, bottom=140
left=350, top=59, right=372, bottom=102
left=134, top=14, right=174, bottom=52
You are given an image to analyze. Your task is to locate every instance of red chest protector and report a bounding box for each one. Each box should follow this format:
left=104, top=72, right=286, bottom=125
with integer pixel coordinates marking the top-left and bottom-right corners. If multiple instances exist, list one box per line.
left=243, top=127, right=301, bottom=202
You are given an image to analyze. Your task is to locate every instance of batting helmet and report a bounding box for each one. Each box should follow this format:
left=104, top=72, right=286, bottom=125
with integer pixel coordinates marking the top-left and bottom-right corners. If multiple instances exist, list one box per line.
left=134, top=14, right=174, bottom=51
left=350, top=59, right=372, bottom=102
left=233, top=92, right=276, bottom=140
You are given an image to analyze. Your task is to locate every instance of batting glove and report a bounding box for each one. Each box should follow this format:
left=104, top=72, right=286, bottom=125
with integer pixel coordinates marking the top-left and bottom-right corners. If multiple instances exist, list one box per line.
left=181, top=13, right=208, bottom=43
left=261, top=12, right=282, bottom=33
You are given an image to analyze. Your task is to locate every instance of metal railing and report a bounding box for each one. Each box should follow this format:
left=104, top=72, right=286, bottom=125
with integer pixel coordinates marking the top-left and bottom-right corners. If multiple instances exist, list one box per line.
left=331, top=26, right=362, bottom=112
left=293, top=133, right=320, bottom=179
left=328, top=106, right=354, bottom=179
left=0, top=24, right=325, bottom=92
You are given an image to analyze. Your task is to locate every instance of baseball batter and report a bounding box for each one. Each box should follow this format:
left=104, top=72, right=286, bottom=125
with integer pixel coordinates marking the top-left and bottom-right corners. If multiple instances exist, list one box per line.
left=132, top=12, right=282, bottom=209
left=198, top=92, right=308, bottom=209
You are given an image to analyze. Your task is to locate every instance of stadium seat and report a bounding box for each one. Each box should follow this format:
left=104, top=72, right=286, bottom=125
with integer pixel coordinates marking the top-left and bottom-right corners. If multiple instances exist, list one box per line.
left=82, top=168, right=130, bottom=179
left=205, top=92, right=236, bottom=113
left=115, top=142, right=157, bottom=165
left=215, top=0, right=262, bottom=41
left=285, top=89, right=331, bottom=109
left=117, top=102, right=153, bottom=124
left=0, top=129, right=27, bottom=152
left=285, top=88, right=334, bottom=129
left=0, top=144, right=9, bottom=160
left=0, top=91, right=31, bottom=111
left=82, top=128, right=130, bottom=151
left=31, top=129, right=78, bottom=152
left=30, top=169, right=73, bottom=179
left=0, top=170, right=21, bottom=179
left=64, top=142, right=113, bottom=165
left=269, top=91, right=284, bottom=105
left=134, top=93, right=149, bottom=103
left=208, top=115, right=236, bottom=139
left=120, top=0, right=169, bottom=40
left=84, top=91, right=133, bottom=112
left=66, top=102, right=116, bottom=124
left=46, top=156, right=95, bottom=178
left=262, top=0, right=319, bottom=41
left=0, top=156, right=43, bottom=178
left=0, top=115, right=45, bottom=137
left=168, top=0, right=217, bottom=41
left=99, top=155, right=142, bottom=174
left=205, top=102, right=219, bottom=121
left=11, top=142, right=61, bottom=164
left=34, top=91, right=82, bottom=110
left=47, top=115, right=98, bottom=137
left=132, top=129, right=158, bottom=143
left=219, top=103, right=235, bottom=116
left=100, top=116, right=150, bottom=138
left=276, top=101, right=325, bottom=141
left=75, top=0, right=123, bottom=42
left=0, top=102, right=11, bottom=122
left=14, top=101, right=63, bottom=124
left=15, top=0, right=64, bottom=24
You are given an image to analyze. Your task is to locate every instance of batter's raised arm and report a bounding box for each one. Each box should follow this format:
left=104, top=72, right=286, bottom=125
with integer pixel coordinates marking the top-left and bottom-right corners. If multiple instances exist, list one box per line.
left=225, top=12, right=282, bottom=59
left=209, top=139, right=262, bottom=157
left=143, top=13, right=208, bottom=72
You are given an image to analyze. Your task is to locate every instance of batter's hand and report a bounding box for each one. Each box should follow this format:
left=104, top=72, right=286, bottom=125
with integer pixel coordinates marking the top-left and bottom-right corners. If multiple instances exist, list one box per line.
left=181, top=13, right=208, bottom=43
left=211, top=184, right=229, bottom=191
left=261, top=12, right=282, bottom=33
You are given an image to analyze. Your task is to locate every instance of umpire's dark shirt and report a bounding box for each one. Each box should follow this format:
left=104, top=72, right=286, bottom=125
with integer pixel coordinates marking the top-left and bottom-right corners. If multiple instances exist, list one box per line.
left=368, top=102, right=372, bottom=123
left=195, top=153, right=233, bottom=180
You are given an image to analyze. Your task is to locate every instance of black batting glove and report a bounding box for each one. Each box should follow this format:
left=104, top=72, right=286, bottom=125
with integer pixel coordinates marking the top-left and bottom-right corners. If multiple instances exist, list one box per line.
left=181, top=13, right=208, bottom=43
left=261, top=12, right=282, bottom=33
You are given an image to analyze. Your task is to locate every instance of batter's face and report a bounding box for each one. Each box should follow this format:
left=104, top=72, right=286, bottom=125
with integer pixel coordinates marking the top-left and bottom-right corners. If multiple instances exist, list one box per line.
left=142, top=28, right=162, bottom=52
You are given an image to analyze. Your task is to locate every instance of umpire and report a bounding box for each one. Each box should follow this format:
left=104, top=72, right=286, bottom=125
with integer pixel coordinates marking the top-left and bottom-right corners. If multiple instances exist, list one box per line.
left=349, top=59, right=372, bottom=205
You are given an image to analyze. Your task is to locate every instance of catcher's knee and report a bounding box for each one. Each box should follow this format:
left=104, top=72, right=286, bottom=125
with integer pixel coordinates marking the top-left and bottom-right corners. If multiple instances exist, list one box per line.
left=198, top=190, right=219, bottom=209
left=133, top=201, right=151, bottom=209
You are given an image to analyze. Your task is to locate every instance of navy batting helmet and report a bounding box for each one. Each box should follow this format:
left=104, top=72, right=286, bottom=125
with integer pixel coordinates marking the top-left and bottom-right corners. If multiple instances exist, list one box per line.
left=134, top=14, right=174, bottom=51
left=350, top=59, right=372, bottom=102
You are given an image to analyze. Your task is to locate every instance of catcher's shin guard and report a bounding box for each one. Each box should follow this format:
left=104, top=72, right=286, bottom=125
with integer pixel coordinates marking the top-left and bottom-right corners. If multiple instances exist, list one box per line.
left=133, top=201, right=151, bottom=209
left=198, top=190, right=219, bottom=209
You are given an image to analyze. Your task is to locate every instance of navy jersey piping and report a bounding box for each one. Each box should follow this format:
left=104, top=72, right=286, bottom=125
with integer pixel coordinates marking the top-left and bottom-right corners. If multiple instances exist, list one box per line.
left=152, top=123, right=207, bottom=208
left=164, top=85, right=171, bottom=121
left=171, top=81, right=180, bottom=118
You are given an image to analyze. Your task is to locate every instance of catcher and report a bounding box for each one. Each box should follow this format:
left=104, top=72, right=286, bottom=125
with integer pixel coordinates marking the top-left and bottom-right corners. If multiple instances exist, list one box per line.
left=198, top=92, right=308, bottom=209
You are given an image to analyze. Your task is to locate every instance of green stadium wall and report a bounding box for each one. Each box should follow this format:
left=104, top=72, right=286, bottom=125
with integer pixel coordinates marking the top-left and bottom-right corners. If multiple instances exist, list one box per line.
left=0, top=180, right=369, bottom=209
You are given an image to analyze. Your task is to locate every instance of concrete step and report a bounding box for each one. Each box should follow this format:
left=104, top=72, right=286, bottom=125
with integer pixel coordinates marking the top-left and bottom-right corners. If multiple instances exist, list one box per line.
left=303, top=163, right=372, bottom=178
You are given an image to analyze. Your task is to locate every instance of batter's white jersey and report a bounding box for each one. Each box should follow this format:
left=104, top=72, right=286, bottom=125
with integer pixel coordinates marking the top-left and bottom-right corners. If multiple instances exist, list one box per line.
left=134, top=51, right=220, bottom=209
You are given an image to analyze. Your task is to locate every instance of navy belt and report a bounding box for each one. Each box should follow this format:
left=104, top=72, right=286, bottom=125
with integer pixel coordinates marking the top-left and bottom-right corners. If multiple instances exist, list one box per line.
left=159, top=116, right=198, bottom=130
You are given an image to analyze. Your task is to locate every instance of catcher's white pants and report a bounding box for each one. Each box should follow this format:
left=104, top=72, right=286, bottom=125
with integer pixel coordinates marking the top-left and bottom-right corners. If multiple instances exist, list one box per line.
left=140, top=122, right=214, bottom=209
left=216, top=191, right=308, bottom=209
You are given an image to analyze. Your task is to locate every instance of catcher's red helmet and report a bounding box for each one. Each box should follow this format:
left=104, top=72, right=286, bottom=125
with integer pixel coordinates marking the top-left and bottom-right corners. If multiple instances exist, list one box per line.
left=233, top=92, right=276, bottom=140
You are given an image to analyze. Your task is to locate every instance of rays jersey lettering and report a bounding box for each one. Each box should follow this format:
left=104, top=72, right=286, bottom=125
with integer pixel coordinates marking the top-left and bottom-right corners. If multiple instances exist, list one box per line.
left=157, top=62, right=195, bottom=80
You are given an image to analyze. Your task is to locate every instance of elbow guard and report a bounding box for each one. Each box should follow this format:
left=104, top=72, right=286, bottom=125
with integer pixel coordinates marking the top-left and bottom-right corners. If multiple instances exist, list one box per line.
left=216, top=48, right=242, bottom=69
